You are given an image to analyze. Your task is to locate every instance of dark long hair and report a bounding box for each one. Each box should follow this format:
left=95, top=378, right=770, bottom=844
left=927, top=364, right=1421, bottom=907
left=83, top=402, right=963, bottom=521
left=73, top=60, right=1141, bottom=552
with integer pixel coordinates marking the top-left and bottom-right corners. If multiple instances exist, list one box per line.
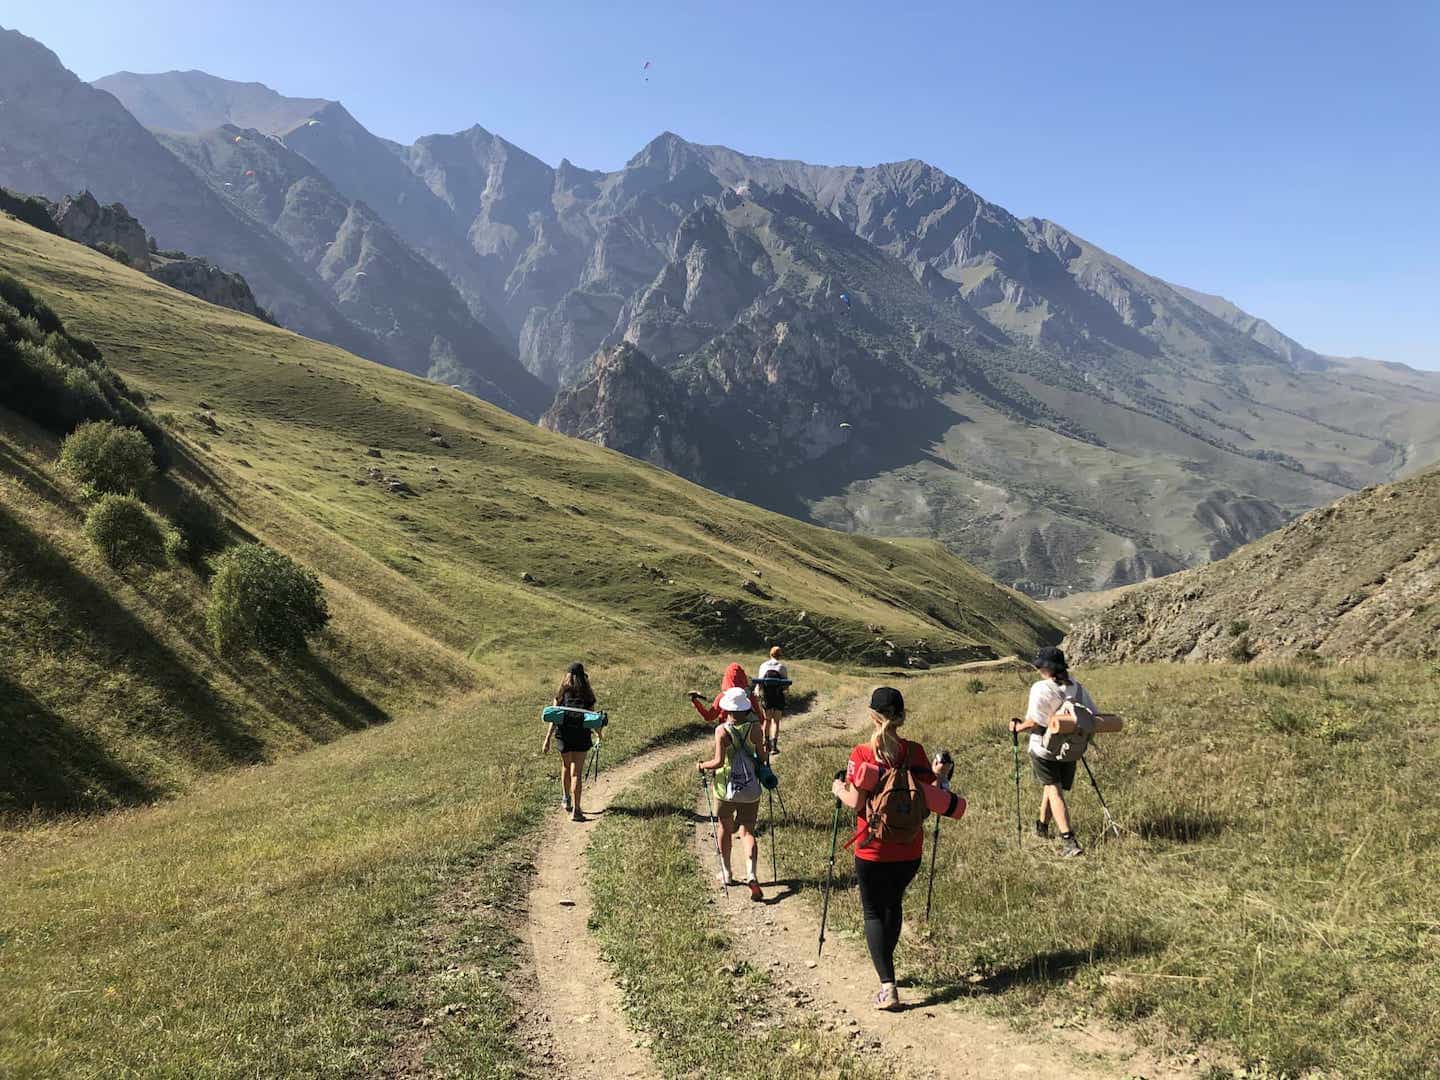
left=556, top=664, right=595, bottom=708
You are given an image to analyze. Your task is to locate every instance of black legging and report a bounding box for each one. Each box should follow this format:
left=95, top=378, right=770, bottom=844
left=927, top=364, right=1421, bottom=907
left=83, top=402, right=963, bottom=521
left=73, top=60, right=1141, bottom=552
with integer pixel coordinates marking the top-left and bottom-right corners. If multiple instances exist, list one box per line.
left=854, top=856, right=921, bottom=984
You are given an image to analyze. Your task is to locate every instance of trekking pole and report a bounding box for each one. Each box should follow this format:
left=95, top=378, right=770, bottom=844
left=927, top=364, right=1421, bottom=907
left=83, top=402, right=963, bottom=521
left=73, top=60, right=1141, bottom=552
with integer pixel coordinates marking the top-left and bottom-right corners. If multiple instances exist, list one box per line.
left=923, top=813, right=941, bottom=921
left=768, top=789, right=778, bottom=883
left=817, top=784, right=843, bottom=959
left=700, top=772, right=730, bottom=898
left=1011, top=723, right=1024, bottom=849
left=1081, top=756, right=1121, bottom=840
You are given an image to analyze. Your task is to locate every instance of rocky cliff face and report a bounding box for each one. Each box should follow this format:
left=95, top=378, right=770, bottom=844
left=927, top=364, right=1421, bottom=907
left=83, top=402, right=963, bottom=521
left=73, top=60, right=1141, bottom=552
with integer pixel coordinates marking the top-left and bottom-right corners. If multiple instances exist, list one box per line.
left=148, top=255, right=268, bottom=319
left=52, top=191, right=151, bottom=268
left=1068, top=466, right=1440, bottom=662
left=540, top=342, right=727, bottom=485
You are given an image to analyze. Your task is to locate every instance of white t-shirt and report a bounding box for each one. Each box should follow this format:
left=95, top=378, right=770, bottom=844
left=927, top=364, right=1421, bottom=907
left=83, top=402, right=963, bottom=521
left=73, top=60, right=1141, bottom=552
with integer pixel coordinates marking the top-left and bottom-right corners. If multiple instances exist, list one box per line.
left=1025, top=678, right=1097, bottom=760
left=757, top=659, right=788, bottom=681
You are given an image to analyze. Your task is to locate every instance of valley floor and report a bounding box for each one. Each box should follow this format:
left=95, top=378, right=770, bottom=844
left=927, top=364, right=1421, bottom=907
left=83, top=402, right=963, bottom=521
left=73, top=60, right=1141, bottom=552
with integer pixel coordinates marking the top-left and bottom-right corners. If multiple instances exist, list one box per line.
left=5, top=657, right=1436, bottom=1079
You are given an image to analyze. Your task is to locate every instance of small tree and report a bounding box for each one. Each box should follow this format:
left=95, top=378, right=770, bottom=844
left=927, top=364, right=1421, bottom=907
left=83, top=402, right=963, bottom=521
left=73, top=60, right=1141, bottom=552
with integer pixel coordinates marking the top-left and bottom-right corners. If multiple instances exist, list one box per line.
left=59, top=420, right=155, bottom=496
left=84, top=494, right=166, bottom=569
left=207, top=543, right=330, bottom=655
left=172, top=486, right=229, bottom=558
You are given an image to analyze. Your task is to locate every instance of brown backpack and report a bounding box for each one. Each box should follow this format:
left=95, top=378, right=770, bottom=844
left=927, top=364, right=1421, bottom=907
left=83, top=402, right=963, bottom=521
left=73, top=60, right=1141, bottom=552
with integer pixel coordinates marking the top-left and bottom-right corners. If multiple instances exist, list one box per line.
left=862, top=742, right=930, bottom=846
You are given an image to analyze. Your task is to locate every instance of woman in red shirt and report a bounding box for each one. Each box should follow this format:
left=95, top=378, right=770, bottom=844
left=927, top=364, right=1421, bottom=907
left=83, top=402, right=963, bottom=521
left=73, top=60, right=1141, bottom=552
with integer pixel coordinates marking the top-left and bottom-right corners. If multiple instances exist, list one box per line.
left=832, top=686, right=949, bottom=1011
left=687, top=662, right=763, bottom=722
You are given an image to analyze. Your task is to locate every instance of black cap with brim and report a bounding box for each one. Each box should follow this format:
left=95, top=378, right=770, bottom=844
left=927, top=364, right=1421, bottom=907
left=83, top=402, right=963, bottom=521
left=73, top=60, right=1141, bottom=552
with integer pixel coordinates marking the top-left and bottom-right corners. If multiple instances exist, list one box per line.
left=870, top=686, right=904, bottom=718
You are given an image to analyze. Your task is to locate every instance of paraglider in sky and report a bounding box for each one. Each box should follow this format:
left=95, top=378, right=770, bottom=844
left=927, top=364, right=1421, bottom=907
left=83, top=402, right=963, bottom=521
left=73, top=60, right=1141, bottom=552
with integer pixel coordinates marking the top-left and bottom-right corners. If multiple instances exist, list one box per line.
left=354, top=271, right=367, bottom=278
left=223, top=181, right=232, bottom=187
left=642, top=59, right=651, bottom=82
left=243, top=169, right=256, bottom=177
left=839, top=292, right=852, bottom=308
left=233, top=135, right=243, bottom=144
left=839, top=422, right=852, bottom=430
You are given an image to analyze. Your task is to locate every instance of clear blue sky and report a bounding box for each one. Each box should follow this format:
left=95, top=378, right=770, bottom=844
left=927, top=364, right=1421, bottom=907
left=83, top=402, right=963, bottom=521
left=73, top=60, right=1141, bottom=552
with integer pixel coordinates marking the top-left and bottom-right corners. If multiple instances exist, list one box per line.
left=7, top=0, right=1438, bottom=367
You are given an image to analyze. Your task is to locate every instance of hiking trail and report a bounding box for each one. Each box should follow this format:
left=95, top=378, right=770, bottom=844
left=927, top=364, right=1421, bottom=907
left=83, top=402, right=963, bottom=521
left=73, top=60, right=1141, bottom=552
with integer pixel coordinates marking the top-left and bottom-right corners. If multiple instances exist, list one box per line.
left=690, top=697, right=1199, bottom=1080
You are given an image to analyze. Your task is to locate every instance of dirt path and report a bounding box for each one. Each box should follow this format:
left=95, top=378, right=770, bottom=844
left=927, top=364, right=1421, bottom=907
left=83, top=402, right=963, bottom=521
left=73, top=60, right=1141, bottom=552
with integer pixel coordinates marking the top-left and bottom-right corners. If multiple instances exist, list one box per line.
left=522, top=740, right=676, bottom=1080
left=690, top=698, right=1196, bottom=1080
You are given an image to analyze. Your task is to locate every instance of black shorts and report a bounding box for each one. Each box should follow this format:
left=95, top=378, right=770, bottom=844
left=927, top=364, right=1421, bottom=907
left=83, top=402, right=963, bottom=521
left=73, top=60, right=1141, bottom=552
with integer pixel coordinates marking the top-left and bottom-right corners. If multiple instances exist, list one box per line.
left=1030, top=753, right=1076, bottom=790
left=558, top=728, right=593, bottom=754
left=761, top=685, right=786, bottom=711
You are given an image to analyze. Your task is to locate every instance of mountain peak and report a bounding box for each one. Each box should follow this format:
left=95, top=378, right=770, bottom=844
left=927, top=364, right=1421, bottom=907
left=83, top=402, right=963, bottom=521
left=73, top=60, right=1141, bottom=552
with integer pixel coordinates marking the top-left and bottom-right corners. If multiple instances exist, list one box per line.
left=92, top=68, right=334, bottom=135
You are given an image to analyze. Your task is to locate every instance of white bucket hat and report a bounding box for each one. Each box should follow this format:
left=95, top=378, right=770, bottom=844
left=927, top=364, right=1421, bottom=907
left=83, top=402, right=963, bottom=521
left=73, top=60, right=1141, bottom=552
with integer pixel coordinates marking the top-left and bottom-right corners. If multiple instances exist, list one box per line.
left=718, top=686, right=752, bottom=713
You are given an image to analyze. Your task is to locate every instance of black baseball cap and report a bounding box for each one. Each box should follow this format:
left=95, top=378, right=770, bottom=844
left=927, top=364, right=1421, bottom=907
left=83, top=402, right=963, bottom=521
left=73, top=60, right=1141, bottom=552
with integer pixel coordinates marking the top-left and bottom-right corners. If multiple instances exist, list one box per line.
left=870, top=686, right=905, bottom=718
left=1033, top=646, right=1067, bottom=671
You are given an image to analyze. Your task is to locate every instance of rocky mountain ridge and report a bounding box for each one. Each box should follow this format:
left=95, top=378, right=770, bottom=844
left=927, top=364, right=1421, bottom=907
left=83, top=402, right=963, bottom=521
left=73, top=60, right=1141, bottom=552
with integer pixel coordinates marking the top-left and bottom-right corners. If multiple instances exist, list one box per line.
left=20, top=45, right=1440, bottom=594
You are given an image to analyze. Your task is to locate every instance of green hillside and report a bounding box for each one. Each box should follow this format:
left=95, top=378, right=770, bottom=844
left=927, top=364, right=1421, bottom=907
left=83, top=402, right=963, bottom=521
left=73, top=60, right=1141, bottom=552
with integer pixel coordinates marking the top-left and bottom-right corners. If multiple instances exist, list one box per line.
left=0, top=210, right=1057, bottom=816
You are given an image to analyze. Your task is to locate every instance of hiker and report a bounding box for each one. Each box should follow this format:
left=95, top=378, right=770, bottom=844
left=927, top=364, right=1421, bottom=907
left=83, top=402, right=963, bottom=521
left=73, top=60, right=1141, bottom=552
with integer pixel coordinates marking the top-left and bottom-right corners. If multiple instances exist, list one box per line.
left=1009, top=646, right=1098, bottom=857
left=832, top=687, right=940, bottom=1011
left=696, top=685, right=769, bottom=901
left=688, top=662, right=763, bottom=723
left=543, top=662, right=598, bottom=822
left=755, top=645, right=789, bottom=755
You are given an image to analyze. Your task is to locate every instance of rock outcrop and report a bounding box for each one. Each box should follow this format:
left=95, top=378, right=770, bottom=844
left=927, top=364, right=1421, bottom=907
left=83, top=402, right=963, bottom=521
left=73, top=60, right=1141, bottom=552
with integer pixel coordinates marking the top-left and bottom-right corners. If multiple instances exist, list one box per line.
left=540, top=343, right=728, bottom=486
left=52, top=191, right=152, bottom=268
left=148, top=255, right=269, bottom=320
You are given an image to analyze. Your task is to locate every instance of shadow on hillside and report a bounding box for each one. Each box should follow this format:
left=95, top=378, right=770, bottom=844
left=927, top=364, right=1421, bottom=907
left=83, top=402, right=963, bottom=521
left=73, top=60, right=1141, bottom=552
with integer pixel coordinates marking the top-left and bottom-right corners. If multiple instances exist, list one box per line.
left=1132, top=812, right=1227, bottom=844
left=0, top=674, right=160, bottom=815
left=0, top=434, right=75, bottom=510
left=0, top=501, right=269, bottom=801
left=605, top=803, right=708, bottom=824
left=629, top=719, right=717, bottom=758
left=919, top=938, right=1161, bottom=1004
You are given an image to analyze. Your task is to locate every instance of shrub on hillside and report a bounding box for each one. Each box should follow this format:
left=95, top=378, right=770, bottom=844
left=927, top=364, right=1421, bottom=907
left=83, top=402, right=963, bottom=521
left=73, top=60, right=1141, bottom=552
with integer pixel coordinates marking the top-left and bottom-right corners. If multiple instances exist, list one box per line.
left=59, top=420, right=155, bottom=496
left=0, top=188, right=62, bottom=236
left=172, top=487, right=229, bottom=558
left=1227, top=632, right=1255, bottom=664
left=207, top=544, right=330, bottom=655
left=0, top=272, right=170, bottom=469
left=84, top=494, right=166, bottom=569
left=92, top=242, right=132, bottom=267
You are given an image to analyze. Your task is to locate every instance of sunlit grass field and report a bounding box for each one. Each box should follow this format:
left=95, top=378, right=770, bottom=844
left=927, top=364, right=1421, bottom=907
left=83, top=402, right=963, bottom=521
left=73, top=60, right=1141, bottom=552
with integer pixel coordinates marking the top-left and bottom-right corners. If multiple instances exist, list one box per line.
left=749, top=660, right=1440, bottom=1077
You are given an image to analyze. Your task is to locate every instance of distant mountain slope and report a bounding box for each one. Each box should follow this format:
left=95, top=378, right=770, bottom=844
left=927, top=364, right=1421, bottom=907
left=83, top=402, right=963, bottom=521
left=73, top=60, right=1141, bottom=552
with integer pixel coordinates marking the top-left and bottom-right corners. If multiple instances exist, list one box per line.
left=1068, top=466, right=1440, bottom=662
left=93, top=69, right=332, bottom=134
left=0, top=29, right=370, bottom=354
left=155, top=124, right=550, bottom=416
left=90, top=65, right=1440, bottom=595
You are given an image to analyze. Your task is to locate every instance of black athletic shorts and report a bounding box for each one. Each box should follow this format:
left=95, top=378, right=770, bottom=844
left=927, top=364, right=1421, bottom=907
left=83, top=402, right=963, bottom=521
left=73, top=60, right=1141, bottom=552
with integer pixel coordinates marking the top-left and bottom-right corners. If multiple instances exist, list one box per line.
left=1030, top=753, right=1076, bottom=790
left=761, top=684, right=786, bottom=710
left=557, top=727, right=593, bottom=754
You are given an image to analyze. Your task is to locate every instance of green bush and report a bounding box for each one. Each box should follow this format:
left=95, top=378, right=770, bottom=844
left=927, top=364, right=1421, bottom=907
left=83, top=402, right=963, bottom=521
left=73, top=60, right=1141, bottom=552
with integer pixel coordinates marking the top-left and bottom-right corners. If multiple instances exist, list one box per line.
left=59, top=420, right=155, bottom=496
left=163, top=528, right=190, bottom=564
left=0, top=272, right=170, bottom=469
left=207, top=544, right=330, bottom=655
left=965, top=678, right=986, bottom=694
left=83, top=495, right=166, bottom=569
left=92, top=242, right=132, bottom=267
left=172, top=487, right=229, bottom=557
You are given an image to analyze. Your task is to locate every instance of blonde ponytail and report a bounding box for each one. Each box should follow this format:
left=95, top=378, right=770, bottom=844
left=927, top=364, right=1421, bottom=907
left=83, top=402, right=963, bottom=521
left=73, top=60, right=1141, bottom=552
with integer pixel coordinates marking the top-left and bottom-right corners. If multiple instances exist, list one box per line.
left=869, top=709, right=903, bottom=766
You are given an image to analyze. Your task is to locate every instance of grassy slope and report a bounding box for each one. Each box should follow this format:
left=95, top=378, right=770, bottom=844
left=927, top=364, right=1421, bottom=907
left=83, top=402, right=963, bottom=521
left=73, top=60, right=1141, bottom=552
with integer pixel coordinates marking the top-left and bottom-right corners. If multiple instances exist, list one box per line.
left=0, top=211, right=1058, bottom=818
left=1067, top=465, right=1440, bottom=663
left=0, top=214, right=1059, bottom=1075
left=597, top=661, right=1440, bottom=1078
